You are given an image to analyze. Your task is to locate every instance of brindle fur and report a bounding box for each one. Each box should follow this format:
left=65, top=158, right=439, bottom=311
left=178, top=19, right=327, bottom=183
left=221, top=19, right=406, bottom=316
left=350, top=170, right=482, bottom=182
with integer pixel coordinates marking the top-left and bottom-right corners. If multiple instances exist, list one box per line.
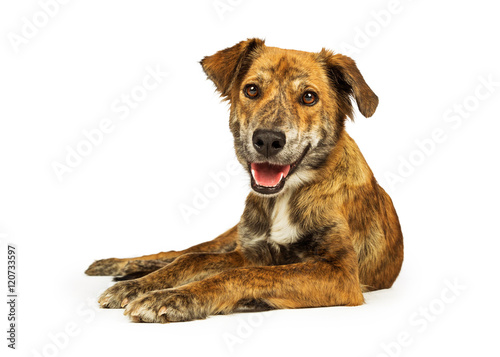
left=86, top=39, right=403, bottom=323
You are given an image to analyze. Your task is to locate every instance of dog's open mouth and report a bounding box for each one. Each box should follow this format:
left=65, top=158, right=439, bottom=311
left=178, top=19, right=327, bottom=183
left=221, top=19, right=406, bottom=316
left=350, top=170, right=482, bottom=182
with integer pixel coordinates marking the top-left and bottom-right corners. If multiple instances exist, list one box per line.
left=249, top=145, right=310, bottom=195
left=251, top=162, right=290, bottom=188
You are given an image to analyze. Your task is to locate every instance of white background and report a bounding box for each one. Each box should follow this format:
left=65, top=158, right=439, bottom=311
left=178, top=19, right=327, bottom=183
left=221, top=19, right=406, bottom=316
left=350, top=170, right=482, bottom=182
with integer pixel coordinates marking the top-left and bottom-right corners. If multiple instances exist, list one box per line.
left=1, top=0, right=499, bottom=356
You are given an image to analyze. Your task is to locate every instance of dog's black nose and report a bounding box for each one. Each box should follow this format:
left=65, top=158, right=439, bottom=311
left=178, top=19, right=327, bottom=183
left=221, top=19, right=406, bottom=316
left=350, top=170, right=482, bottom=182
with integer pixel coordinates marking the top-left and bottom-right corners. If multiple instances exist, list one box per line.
left=252, top=130, right=286, bottom=158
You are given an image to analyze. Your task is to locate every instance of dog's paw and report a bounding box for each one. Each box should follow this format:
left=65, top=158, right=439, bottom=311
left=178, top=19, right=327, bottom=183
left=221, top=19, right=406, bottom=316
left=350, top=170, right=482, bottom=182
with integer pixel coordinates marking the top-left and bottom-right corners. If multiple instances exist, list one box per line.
left=98, top=280, right=148, bottom=309
left=123, top=289, right=206, bottom=323
left=85, top=258, right=128, bottom=276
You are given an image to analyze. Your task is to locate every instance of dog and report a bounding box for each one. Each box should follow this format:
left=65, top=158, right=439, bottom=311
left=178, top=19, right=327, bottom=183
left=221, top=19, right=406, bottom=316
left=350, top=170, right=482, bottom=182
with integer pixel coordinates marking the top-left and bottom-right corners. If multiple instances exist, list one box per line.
left=85, top=38, right=404, bottom=323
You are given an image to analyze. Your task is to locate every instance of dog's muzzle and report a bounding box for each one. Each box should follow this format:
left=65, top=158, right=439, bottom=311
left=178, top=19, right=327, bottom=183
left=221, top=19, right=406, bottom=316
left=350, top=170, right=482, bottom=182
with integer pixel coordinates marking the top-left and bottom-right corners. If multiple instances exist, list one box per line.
left=252, top=129, right=286, bottom=158
left=248, top=128, right=310, bottom=195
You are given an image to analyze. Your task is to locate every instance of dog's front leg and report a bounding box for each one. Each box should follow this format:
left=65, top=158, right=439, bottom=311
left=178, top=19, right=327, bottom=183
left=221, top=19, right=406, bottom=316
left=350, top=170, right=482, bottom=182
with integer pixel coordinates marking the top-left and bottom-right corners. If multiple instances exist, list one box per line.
left=99, top=250, right=248, bottom=308
left=123, top=247, right=364, bottom=323
left=85, top=225, right=238, bottom=277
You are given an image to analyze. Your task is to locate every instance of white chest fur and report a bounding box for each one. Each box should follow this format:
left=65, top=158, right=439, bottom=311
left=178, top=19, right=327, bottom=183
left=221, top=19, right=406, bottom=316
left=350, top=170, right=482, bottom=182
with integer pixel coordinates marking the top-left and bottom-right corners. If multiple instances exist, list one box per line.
left=268, top=191, right=301, bottom=245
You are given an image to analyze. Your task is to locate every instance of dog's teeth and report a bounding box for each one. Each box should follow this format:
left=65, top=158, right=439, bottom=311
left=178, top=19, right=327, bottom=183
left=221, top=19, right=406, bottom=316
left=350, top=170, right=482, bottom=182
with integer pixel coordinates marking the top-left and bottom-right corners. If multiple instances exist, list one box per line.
left=251, top=169, right=256, bottom=180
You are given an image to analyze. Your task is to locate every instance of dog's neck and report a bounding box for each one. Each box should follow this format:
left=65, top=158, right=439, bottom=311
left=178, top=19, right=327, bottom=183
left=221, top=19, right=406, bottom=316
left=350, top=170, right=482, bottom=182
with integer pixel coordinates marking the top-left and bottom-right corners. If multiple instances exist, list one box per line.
left=240, top=129, right=374, bottom=248
left=317, top=129, right=374, bottom=187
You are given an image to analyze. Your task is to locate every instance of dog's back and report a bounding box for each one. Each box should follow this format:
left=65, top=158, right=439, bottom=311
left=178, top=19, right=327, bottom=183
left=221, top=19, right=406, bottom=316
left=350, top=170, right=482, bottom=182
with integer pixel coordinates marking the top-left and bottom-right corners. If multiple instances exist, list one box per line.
left=328, top=132, right=403, bottom=291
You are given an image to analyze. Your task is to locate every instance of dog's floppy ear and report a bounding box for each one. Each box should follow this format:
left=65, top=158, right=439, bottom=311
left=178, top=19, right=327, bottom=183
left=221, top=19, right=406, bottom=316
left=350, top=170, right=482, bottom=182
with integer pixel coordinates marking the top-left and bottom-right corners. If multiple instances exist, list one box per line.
left=201, top=38, right=265, bottom=100
left=320, top=49, right=378, bottom=118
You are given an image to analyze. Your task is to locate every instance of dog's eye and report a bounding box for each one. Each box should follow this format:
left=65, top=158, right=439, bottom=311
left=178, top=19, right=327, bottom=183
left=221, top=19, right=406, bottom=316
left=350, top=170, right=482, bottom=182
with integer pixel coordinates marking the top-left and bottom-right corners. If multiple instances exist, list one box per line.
left=302, top=91, right=318, bottom=106
left=244, top=84, right=259, bottom=99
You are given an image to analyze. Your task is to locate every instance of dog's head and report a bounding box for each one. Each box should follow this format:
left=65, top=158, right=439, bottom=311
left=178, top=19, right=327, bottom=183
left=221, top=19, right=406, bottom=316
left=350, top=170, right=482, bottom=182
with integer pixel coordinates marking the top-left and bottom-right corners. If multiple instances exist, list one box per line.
left=201, top=38, right=378, bottom=196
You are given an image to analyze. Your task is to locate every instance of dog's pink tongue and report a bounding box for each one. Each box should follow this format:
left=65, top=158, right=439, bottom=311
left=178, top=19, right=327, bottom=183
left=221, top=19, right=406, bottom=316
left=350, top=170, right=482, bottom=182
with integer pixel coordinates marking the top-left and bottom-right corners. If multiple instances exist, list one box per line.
left=251, top=163, right=290, bottom=187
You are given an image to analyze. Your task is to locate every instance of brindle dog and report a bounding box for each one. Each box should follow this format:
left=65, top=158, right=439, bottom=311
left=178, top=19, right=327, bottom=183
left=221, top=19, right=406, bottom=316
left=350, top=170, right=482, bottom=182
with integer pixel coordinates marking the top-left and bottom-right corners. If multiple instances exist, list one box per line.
left=86, top=39, right=404, bottom=323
